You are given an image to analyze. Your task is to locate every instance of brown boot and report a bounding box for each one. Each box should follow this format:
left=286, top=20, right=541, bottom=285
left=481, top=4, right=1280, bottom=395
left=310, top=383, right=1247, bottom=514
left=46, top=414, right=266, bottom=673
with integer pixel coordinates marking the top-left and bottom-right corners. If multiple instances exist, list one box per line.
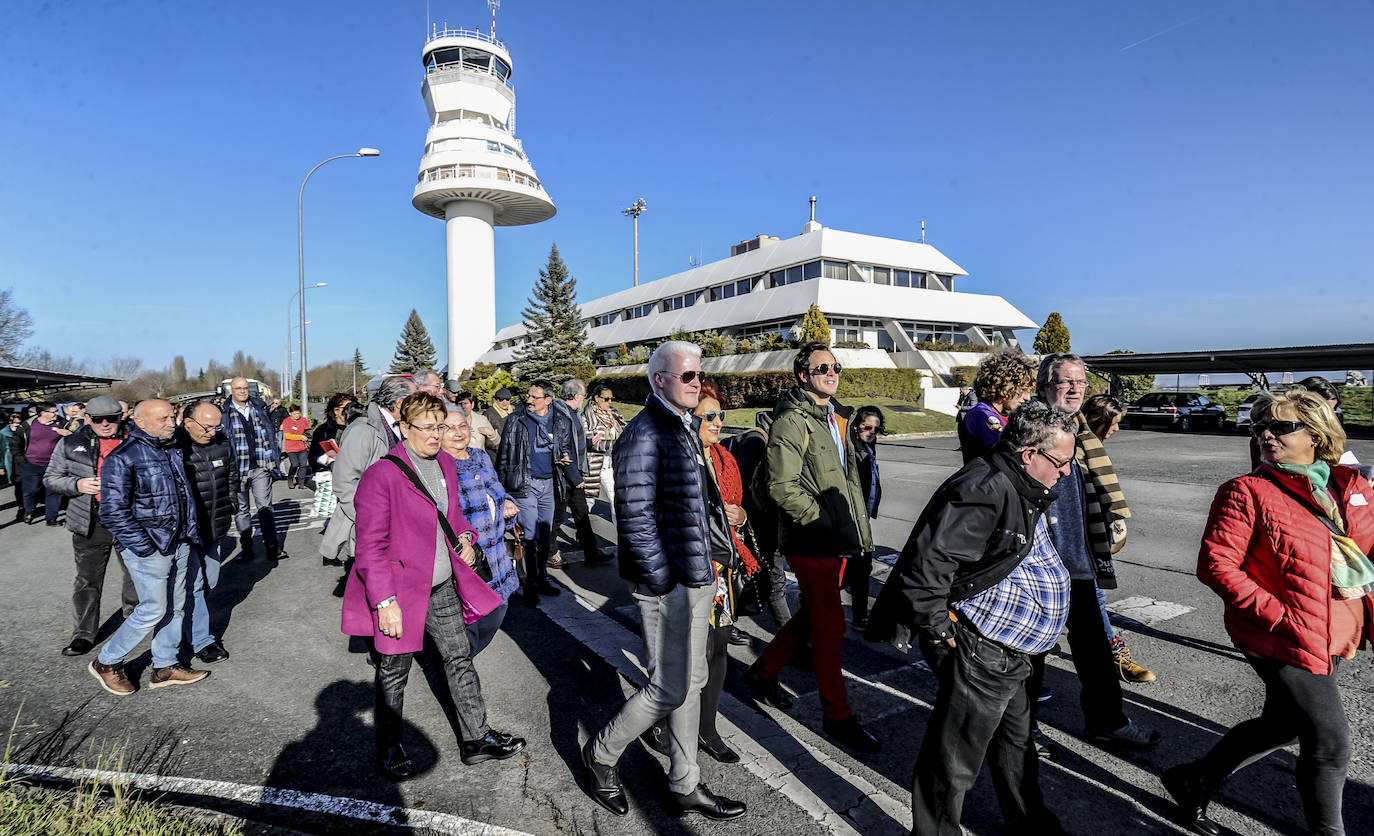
left=149, top=663, right=210, bottom=689
left=88, top=659, right=135, bottom=696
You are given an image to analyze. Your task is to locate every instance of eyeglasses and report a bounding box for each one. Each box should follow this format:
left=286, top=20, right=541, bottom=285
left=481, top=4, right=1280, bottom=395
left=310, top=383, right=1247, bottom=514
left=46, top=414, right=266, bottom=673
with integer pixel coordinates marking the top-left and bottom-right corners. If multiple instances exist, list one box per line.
left=659, top=370, right=700, bottom=384
left=701, top=410, right=727, bottom=422
left=187, top=417, right=222, bottom=433
left=808, top=363, right=843, bottom=376
left=1036, top=448, right=1074, bottom=469
left=89, top=415, right=120, bottom=425
left=1250, top=420, right=1309, bottom=438
left=528, top=393, right=551, bottom=401
left=1050, top=378, right=1088, bottom=390
left=404, top=422, right=449, bottom=436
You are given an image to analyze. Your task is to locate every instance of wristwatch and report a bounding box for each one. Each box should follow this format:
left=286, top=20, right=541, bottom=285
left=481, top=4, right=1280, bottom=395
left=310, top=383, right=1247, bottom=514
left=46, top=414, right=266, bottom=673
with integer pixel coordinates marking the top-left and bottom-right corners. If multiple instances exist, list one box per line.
left=376, top=596, right=397, bottom=610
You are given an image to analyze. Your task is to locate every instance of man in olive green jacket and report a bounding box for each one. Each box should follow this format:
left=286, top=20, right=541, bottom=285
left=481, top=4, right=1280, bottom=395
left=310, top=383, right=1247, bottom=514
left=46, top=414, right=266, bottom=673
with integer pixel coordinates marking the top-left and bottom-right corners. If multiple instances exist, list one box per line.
left=744, top=342, right=879, bottom=754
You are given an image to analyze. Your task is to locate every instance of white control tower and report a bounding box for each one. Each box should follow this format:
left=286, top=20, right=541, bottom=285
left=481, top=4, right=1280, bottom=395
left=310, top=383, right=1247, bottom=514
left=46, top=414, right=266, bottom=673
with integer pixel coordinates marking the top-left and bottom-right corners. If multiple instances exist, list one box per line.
left=413, top=21, right=555, bottom=377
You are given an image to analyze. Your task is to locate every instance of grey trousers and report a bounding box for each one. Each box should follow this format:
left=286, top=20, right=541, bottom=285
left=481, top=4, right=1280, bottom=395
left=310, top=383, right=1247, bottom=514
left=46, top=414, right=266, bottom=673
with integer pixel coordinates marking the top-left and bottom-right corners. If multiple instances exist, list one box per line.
left=592, top=582, right=713, bottom=794
left=235, top=466, right=278, bottom=549
left=376, top=581, right=489, bottom=750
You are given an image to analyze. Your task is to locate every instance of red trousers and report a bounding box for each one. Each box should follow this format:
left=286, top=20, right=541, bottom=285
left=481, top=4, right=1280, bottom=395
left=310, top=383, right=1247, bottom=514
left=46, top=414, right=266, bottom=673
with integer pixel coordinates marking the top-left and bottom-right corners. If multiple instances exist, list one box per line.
left=754, top=554, right=852, bottom=721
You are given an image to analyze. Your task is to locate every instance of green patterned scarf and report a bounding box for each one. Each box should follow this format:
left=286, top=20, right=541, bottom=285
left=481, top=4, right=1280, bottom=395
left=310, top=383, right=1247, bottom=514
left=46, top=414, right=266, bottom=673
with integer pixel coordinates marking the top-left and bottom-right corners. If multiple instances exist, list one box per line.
left=1272, top=460, right=1374, bottom=599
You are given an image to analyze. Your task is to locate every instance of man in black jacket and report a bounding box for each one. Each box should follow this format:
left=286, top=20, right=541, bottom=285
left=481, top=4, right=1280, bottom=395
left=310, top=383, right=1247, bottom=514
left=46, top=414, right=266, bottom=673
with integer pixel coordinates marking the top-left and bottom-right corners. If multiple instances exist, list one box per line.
left=581, top=341, right=745, bottom=821
left=43, top=395, right=137, bottom=657
left=177, top=400, right=241, bottom=664
left=495, top=379, right=580, bottom=604
left=868, top=402, right=1076, bottom=835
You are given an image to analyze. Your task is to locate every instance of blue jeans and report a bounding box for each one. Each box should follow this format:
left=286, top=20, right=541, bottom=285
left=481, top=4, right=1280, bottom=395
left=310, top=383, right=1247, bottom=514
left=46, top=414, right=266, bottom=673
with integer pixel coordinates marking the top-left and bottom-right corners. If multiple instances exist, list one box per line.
left=98, top=542, right=192, bottom=669
left=515, top=476, right=555, bottom=580
left=1095, top=585, right=1118, bottom=643
left=22, top=463, right=60, bottom=522
left=184, top=539, right=224, bottom=652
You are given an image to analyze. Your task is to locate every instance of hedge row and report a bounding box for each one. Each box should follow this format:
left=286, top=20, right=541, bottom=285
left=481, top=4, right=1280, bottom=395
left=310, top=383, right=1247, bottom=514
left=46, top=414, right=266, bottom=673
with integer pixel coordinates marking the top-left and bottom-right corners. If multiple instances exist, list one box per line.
left=587, top=368, right=924, bottom=409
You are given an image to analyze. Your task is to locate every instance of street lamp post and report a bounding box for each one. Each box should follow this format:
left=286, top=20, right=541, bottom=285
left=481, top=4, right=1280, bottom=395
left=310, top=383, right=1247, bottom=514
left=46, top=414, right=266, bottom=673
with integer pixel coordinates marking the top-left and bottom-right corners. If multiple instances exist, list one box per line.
left=285, top=284, right=326, bottom=401
left=621, top=197, right=646, bottom=286
left=298, top=147, right=379, bottom=415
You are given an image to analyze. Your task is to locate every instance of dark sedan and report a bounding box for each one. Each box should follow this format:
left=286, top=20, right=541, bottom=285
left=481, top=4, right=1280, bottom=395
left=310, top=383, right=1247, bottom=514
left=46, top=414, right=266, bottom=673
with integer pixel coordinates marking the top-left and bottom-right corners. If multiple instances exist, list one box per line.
left=1127, top=392, right=1227, bottom=431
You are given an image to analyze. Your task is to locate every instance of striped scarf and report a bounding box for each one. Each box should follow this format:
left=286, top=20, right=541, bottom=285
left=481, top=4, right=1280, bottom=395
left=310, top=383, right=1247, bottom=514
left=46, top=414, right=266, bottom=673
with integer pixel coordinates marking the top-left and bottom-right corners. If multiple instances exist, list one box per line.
left=1074, top=411, right=1131, bottom=588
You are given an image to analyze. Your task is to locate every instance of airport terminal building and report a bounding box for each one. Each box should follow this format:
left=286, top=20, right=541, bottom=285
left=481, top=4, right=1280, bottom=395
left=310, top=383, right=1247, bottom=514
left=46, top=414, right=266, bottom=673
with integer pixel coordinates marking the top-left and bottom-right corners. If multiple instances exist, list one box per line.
left=477, top=215, right=1036, bottom=370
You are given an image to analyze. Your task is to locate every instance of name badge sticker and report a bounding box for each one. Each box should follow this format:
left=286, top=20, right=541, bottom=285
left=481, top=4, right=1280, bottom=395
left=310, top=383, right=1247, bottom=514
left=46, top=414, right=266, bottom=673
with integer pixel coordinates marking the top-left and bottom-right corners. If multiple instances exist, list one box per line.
left=212, top=459, right=225, bottom=467
left=1352, top=493, right=1368, bottom=506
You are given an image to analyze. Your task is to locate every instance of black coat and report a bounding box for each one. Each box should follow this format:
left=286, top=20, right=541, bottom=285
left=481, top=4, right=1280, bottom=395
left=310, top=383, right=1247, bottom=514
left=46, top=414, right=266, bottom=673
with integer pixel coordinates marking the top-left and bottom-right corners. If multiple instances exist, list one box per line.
left=612, top=394, right=714, bottom=595
left=854, top=439, right=882, bottom=519
left=309, top=419, right=345, bottom=472
left=495, top=405, right=579, bottom=499
left=866, top=444, right=1056, bottom=645
left=43, top=425, right=119, bottom=537
left=176, top=428, right=242, bottom=543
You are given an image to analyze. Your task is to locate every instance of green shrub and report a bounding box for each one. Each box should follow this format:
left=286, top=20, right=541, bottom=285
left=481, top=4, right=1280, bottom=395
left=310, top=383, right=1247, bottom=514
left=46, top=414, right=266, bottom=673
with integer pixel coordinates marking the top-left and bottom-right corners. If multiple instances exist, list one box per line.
left=914, top=340, right=997, bottom=353
left=949, top=365, right=978, bottom=386
left=587, top=368, right=923, bottom=410
left=834, top=340, right=871, bottom=349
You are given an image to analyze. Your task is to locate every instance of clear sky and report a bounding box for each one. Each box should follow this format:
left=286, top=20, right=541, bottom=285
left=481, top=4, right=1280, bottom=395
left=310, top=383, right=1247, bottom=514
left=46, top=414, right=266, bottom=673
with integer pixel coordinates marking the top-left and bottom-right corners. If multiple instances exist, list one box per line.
left=3, top=1, right=1371, bottom=377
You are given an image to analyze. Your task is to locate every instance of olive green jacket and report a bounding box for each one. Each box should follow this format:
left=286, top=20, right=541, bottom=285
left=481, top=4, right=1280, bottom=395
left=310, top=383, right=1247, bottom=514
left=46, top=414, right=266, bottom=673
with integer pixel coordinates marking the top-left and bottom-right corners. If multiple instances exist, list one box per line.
left=766, top=387, right=873, bottom=558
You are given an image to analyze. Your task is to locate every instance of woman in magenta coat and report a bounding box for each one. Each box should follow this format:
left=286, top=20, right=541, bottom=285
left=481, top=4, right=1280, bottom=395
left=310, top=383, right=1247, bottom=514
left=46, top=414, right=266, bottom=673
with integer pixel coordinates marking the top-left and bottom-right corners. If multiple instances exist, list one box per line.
left=1165, top=391, right=1374, bottom=836
left=341, top=392, right=524, bottom=781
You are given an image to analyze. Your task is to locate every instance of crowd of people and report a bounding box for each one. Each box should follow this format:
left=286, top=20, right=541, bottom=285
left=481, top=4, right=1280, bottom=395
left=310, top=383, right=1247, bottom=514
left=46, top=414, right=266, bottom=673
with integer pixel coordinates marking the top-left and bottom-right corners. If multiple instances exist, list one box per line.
left=3, top=350, right=1370, bottom=834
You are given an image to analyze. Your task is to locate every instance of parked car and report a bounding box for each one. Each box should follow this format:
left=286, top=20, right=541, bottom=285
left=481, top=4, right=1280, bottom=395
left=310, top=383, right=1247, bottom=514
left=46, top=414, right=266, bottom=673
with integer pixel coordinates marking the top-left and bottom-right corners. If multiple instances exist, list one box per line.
left=1127, top=392, right=1227, bottom=431
left=1234, top=392, right=1263, bottom=431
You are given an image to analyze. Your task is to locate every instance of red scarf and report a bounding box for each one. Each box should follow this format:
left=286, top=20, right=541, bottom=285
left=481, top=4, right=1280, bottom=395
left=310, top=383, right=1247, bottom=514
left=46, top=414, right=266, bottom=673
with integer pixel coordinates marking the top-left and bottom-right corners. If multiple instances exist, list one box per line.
left=709, top=444, right=760, bottom=574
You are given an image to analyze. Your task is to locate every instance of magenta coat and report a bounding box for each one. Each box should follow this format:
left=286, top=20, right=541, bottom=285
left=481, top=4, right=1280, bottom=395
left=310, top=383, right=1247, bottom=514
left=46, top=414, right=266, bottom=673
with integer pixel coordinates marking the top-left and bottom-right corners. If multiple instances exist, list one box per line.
left=341, top=442, right=504, bottom=655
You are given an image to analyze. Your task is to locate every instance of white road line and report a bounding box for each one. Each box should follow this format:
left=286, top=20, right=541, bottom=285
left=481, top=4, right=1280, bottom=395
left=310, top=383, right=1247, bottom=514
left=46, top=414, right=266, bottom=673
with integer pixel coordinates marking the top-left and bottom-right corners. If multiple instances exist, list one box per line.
left=543, top=573, right=911, bottom=835
left=4, top=763, right=532, bottom=835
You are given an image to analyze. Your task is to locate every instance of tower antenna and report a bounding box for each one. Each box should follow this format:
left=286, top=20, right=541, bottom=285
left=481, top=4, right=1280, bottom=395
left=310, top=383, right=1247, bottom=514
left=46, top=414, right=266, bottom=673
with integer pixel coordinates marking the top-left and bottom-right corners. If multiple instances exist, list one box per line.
left=489, top=0, right=501, bottom=39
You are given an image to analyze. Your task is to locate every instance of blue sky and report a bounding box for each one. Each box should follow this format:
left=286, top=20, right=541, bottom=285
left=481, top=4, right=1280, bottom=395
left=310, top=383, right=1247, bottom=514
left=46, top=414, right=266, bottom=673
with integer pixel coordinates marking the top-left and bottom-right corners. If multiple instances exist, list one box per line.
left=3, top=1, right=1371, bottom=377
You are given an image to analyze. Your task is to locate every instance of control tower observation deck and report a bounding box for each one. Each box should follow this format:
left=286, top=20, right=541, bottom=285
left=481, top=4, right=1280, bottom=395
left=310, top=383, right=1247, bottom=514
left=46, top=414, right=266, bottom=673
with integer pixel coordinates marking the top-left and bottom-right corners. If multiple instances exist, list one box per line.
left=413, top=25, right=555, bottom=377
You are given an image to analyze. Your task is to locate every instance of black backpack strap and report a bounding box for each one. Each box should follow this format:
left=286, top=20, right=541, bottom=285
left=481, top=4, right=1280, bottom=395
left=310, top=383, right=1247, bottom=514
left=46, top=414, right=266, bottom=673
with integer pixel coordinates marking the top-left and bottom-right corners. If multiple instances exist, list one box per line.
left=1257, top=469, right=1344, bottom=538
left=383, top=455, right=492, bottom=582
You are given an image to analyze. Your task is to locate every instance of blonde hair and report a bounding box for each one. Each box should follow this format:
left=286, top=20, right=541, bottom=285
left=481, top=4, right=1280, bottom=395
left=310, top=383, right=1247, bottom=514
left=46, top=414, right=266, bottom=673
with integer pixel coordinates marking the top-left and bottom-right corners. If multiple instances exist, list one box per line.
left=398, top=391, right=448, bottom=427
left=1252, top=390, right=1347, bottom=464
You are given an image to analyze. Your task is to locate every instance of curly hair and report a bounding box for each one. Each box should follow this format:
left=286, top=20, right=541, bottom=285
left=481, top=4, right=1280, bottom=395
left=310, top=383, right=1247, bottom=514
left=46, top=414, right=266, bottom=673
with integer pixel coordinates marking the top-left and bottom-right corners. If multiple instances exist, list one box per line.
left=973, top=353, right=1037, bottom=405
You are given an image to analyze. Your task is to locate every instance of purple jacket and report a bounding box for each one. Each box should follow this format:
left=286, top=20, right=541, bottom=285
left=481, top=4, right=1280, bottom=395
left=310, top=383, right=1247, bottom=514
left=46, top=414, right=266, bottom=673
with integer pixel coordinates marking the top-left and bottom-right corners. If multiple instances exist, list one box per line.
left=341, top=443, right=503, bottom=654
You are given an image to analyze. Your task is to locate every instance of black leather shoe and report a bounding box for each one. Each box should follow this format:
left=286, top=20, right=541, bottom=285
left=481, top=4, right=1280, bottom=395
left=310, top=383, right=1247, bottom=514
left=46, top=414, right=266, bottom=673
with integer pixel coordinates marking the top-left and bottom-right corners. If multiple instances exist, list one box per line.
left=61, top=638, right=94, bottom=657
left=461, top=729, right=526, bottom=764
left=535, top=577, right=561, bottom=596
left=671, top=784, right=746, bottom=819
left=379, top=744, right=413, bottom=781
left=581, top=739, right=628, bottom=816
left=728, top=627, right=751, bottom=646
left=742, top=667, right=793, bottom=710
left=1162, top=764, right=1221, bottom=836
left=265, top=545, right=286, bottom=561
left=196, top=641, right=230, bottom=664
left=45, top=518, right=61, bottom=526
left=851, top=616, right=869, bottom=631
left=322, top=555, right=345, bottom=567
left=823, top=714, right=881, bottom=754
left=698, top=736, right=740, bottom=764
left=641, top=721, right=671, bottom=756
left=584, top=550, right=616, bottom=566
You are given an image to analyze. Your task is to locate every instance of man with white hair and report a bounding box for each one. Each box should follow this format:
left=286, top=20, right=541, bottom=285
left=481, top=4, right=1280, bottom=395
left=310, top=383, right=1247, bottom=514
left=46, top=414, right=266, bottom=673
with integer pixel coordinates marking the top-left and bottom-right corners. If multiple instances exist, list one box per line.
left=581, top=341, right=745, bottom=820
left=412, top=369, right=444, bottom=398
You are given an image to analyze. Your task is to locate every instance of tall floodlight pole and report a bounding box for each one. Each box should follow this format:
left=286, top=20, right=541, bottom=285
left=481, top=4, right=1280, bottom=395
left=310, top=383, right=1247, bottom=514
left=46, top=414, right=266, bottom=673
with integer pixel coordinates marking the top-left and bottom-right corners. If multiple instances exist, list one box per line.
left=622, top=197, right=646, bottom=286
left=285, top=284, right=326, bottom=401
left=298, top=148, right=379, bottom=415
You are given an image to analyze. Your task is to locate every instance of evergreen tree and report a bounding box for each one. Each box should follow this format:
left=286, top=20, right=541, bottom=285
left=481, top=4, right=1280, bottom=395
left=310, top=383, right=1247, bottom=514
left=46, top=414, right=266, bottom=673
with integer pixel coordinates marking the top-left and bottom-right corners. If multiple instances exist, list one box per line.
left=799, top=303, right=832, bottom=344
left=513, top=244, right=595, bottom=383
left=390, top=309, right=438, bottom=374
left=352, top=348, right=368, bottom=399
left=170, top=355, right=187, bottom=384
left=1034, top=312, right=1071, bottom=354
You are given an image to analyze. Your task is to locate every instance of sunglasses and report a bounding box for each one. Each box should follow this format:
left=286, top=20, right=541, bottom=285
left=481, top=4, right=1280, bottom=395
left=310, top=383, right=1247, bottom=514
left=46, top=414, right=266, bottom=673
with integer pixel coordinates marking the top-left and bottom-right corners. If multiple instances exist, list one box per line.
left=808, top=363, right=843, bottom=376
left=1036, top=448, right=1074, bottom=469
left=658, top=369, right=701, bottom=384
left=701, top=410, right=727, bottom=422
left=596, top=395, right=613, bottom=402
left=89, top=415, right=121, bottom=425
left=1250, top=420, right=1309, bottom=438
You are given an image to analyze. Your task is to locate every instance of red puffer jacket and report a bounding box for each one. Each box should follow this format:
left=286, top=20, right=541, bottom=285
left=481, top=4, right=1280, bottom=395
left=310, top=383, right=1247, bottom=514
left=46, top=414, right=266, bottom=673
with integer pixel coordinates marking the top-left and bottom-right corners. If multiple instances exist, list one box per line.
left=1198, top=463, right=1374, bottom=675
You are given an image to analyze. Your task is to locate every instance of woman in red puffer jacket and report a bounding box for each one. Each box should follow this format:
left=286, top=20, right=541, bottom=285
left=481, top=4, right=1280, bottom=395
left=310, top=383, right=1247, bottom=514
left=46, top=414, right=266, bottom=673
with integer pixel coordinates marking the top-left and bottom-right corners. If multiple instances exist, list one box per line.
left=1163, top=391, right=1374, bottom=836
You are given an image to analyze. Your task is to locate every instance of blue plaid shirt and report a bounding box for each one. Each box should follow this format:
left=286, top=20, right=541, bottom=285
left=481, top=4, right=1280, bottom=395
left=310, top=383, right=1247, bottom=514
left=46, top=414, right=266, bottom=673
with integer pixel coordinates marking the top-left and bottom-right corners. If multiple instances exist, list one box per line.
left=224, top=398, right=279, bottom=474
left=956, top=517, right=1069, bottom=654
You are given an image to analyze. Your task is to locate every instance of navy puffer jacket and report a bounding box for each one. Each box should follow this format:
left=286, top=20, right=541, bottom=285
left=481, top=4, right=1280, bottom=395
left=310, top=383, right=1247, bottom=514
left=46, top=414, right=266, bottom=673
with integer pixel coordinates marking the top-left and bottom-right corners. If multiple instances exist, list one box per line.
left=99, top=424, right=200, bottom=557
left=612, top=394, right=713, bottom=595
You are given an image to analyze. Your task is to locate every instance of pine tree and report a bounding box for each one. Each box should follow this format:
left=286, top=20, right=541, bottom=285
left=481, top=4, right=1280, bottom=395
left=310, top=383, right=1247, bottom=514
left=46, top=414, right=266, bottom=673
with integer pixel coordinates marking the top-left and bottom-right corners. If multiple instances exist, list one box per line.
left=1034, top=312, right=1071, bottom=354
left=799, top=303, right=832, bottom=344
left=390, top=309, right=438, bottom=374
left=352, top=348, right=368, bottom=399
left=513, top=244, right=594, bottom=383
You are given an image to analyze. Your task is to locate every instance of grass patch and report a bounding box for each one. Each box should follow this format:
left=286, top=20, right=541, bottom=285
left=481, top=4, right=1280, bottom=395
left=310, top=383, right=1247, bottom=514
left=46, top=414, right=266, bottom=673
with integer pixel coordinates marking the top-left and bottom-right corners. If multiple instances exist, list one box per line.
left=1, top=711, right=241, bottom=836
left=612, top=396, right=954, bottom=435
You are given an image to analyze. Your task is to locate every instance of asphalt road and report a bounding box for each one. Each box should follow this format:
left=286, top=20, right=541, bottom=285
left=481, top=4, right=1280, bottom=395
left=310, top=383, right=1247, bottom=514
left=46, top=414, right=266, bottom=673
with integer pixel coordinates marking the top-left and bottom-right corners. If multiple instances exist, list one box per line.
left=1, top=426, right=1372, bottom=835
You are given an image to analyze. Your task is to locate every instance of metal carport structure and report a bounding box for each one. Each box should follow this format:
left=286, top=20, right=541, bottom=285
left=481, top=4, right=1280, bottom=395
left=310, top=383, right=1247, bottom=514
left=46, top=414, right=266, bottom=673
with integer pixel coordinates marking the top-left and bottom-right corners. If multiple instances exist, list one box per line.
left=0, top=365, right=119, bottom=400
left=1081, top=343, right=1374, bottom=391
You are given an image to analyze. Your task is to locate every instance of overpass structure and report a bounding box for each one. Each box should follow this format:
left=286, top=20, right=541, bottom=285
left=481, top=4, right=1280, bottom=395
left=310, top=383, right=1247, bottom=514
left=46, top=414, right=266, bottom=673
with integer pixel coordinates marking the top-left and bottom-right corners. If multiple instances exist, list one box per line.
left=1081, top=343, right=1374, bottom=391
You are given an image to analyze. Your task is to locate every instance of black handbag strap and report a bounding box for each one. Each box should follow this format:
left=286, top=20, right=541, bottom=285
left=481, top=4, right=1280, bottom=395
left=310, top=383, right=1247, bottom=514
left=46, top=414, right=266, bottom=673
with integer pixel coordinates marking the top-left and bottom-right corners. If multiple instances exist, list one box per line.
left=1258, top=469, right=1344, bottom=538
left=383, top=455, right=491, bottom=581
